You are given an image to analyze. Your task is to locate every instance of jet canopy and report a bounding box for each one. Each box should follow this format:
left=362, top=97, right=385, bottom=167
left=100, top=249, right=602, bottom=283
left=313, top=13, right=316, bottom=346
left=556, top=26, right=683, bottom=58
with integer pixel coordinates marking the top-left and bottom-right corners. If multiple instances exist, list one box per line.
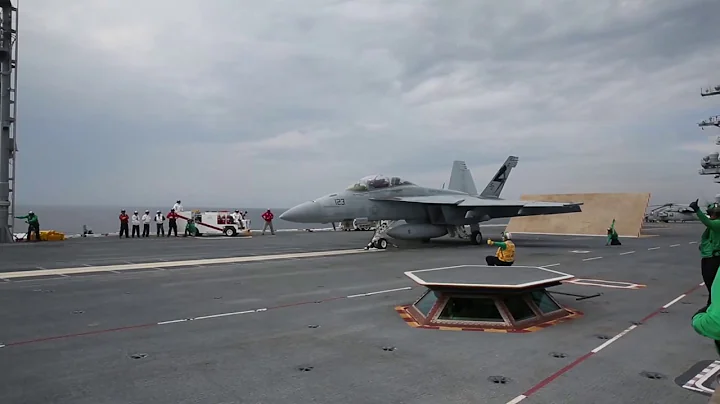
left=346, top=175, right=414, bottom=192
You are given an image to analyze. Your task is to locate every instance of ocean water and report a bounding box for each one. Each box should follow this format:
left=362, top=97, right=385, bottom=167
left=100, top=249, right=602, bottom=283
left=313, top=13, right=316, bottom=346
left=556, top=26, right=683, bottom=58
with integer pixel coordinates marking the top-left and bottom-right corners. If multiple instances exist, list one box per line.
left=12, top=205, right=329, bottom=235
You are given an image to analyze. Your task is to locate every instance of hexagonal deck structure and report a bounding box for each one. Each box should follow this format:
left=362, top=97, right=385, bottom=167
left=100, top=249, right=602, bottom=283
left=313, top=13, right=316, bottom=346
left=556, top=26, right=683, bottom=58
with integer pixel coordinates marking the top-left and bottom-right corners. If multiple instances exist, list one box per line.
left=398, top=265, right=581, bottom=332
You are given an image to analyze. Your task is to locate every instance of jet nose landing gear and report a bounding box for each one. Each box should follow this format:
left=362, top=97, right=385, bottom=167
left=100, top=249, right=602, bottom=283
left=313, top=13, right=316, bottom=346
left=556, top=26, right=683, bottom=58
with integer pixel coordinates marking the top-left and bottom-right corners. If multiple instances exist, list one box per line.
left=364, top=220, right=396, bottom=250
left=365, top=238, right=389, bottom=250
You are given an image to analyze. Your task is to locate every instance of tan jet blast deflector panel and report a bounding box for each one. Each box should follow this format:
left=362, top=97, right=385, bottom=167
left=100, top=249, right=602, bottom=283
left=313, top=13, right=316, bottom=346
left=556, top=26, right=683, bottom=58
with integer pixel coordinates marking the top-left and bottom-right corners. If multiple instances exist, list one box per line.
left=505, top=193, right=651, bottom=238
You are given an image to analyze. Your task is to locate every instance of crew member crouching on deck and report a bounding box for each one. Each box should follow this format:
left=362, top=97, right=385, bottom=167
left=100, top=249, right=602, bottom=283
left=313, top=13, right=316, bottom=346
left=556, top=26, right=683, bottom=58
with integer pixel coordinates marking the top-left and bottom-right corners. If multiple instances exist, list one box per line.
left=485, top=232, right=515, bottom=266
left=184, top=218, right=197, bottom=237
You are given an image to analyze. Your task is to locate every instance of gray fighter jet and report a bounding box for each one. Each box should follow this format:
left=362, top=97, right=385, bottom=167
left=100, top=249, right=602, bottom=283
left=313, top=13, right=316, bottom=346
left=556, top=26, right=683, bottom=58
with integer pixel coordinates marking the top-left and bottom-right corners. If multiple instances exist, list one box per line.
left=280, top=156, right=582, bottom=248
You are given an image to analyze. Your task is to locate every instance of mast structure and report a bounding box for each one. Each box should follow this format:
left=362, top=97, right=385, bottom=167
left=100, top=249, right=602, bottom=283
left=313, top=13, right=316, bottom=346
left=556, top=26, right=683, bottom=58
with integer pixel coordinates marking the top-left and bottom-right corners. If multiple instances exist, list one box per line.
left=0, top=0, right=17, bottom=243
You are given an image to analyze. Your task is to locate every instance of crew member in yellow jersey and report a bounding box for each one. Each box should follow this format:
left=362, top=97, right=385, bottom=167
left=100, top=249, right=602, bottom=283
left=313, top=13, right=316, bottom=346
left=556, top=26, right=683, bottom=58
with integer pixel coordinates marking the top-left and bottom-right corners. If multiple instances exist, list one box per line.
left=485, top=232, right=515, bottom=266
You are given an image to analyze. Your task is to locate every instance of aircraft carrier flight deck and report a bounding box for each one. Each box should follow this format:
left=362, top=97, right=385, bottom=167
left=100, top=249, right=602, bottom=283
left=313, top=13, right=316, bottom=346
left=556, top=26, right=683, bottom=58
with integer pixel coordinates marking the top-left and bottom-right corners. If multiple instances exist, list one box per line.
left=0, top=223, right=715, bottom=404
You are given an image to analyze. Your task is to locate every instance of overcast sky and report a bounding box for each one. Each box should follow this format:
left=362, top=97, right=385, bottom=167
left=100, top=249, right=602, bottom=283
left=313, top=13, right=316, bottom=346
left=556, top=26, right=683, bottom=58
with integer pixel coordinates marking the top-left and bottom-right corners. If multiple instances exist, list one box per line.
left=17, top=0, right=720, bottom=208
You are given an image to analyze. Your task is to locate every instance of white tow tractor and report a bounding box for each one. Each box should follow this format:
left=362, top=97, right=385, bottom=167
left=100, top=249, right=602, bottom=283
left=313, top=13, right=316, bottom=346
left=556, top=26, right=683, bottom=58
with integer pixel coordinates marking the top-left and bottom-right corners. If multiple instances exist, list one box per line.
left=175, top=210, right=251, bottom=237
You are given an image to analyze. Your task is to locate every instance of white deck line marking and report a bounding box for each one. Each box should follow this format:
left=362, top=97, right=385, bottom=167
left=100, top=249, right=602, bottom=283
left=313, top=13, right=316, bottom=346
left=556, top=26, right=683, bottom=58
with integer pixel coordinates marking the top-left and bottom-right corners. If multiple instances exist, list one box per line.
left=663, top=294, right=686, bottom=309
left=0, top=344, right=5, bottom=349
left=540, top=263, right=560, bottom=268
left=346, top=286, right=412, bottom=298
left=669, top=244, right=681, bottom=247
left=193, top=309, right=259, bottom=321
left=156, top=319, right=189, bottom=325
left=591, top=325, right=637, bottom=353
left=690, top=241, right=698, bottom=244
left=0, top=249, right=374, bottom=279
left=619, top=251, right=635, bottom=255
left=582, top=256, right=602, bottom=261
left=505, top=285, right=703, bottom=404
left=565, top=279, right=641, bottom=289
left=693, top=363, right=720, bottom=394
left=506, top=395, right=527, bottom=404
left=647, top=247, right=660, bottom=250
left=156, top=287, right=409, bottom=327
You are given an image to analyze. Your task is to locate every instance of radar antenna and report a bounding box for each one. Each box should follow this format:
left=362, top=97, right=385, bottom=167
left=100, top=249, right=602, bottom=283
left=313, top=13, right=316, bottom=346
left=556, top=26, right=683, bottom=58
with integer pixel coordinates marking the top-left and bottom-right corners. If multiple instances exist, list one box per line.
left=702, top=85, right=720, bottom=97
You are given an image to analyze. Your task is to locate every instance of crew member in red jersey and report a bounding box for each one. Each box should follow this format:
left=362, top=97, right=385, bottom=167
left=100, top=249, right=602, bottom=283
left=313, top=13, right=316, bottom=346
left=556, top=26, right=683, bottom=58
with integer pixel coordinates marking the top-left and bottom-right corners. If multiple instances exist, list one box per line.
left=119, top=210, right=129, bottom=238
left=261, top=209, right=275, bottom=235
left=167, top=209, right=180, bottom=237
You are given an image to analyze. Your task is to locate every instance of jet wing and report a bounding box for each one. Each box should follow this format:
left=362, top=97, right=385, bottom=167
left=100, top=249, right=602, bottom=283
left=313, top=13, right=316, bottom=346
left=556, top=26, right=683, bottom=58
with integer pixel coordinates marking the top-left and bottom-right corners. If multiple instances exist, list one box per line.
left=371, top=195, right=582, bottom=210
left=370, top=195, right=523, bottom=206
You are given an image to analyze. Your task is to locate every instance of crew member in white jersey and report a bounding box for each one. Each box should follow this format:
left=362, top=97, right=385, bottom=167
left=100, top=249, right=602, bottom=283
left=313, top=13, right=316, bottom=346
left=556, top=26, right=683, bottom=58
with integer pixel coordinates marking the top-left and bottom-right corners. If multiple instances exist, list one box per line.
left=141, top=210, right=151, bottom=237
left=131, top=211, right=141, bottom=238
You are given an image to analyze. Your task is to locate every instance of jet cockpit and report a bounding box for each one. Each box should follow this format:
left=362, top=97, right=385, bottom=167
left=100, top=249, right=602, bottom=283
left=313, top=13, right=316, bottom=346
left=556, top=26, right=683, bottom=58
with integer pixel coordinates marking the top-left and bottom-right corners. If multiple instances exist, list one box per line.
left=346, top=175, right=414, bottom=192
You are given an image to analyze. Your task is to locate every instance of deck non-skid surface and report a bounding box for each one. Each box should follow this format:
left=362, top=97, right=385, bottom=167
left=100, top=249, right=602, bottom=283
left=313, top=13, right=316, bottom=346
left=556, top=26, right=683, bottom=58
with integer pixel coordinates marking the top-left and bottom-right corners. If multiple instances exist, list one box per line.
left=0, top=231, right=376, bottom=272
left=406, top=265, right=573, bottom=288
left=0, top=223, right=715, bottom=404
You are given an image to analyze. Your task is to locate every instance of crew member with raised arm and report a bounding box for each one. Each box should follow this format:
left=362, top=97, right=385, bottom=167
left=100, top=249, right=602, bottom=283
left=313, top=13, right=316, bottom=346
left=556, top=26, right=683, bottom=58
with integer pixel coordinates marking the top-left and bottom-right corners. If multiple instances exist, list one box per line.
left=16, top=210, right=40, bottom=242
left=690, top=199, right=720, bottom=305
left=606, top=218, right=621, bottom=246
left=485, top=232, right=515, bottom=266
left=119, top=210, right=129, bottom=238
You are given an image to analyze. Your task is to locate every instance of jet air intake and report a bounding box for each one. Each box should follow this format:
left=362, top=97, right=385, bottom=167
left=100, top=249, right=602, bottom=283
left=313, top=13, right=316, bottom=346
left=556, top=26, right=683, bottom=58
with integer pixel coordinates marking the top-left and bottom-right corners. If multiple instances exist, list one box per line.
left=386, top=224, right=448, bottom=240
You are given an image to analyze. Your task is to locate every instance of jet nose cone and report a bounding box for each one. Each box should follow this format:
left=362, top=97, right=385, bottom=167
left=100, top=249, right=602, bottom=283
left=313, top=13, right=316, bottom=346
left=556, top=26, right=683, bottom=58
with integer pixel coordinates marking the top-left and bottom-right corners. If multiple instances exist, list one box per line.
left=280, top=201, right=320, bottom=223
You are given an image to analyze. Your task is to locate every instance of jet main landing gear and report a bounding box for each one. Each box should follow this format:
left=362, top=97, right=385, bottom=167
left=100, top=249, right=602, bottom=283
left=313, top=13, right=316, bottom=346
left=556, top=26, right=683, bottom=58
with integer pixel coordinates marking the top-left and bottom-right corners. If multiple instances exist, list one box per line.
left=469, top=224, right=483, bottom=245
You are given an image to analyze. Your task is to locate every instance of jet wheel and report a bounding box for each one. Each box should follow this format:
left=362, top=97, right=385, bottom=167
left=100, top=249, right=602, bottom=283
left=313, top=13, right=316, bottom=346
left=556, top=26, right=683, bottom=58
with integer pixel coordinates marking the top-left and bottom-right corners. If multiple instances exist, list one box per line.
left=470, top=231, right=483, bottom=245
left=376, top=238, right=388, bottom=249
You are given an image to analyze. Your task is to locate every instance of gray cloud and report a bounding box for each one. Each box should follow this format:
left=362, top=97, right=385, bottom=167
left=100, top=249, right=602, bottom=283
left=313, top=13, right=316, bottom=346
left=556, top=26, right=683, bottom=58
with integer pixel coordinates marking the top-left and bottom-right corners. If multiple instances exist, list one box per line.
left=15, top=0, right=720, bottom=207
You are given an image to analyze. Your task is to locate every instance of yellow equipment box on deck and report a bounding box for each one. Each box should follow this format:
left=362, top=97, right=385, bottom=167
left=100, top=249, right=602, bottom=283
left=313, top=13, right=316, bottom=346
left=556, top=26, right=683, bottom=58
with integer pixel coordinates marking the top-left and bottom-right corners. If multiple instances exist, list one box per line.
left=27, top=230, right=66, bottom=241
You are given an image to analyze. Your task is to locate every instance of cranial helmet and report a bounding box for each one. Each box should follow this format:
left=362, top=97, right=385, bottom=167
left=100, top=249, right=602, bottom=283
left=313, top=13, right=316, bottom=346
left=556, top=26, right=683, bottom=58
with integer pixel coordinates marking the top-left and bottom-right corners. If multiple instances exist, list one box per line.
left=502, top=232, right=512, bottom=240
left=708, top=203, right=720, bottom=216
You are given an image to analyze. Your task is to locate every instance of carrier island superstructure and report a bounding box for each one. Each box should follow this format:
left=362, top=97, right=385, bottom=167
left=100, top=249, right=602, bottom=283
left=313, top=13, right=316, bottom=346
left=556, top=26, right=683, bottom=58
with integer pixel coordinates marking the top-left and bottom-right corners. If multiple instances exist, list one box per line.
left=698, top=83, right=720, bottom=192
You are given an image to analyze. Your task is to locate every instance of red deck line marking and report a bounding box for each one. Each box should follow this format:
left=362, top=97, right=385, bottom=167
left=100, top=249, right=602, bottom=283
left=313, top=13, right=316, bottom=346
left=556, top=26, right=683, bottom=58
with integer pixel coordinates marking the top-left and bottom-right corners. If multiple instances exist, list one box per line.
left=3, top=323, right=157, bottom=347
left=0, top=287, right=412, bottom=348
left=506, top=282, right=705, bottom=403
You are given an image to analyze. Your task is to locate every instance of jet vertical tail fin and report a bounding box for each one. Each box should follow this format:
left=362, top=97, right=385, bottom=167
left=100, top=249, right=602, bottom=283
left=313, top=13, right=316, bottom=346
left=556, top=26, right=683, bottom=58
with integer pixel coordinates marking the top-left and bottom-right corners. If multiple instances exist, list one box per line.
left=448, top=160, right=478, bottom=195
left=480, top=156, right=519, bottom=198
